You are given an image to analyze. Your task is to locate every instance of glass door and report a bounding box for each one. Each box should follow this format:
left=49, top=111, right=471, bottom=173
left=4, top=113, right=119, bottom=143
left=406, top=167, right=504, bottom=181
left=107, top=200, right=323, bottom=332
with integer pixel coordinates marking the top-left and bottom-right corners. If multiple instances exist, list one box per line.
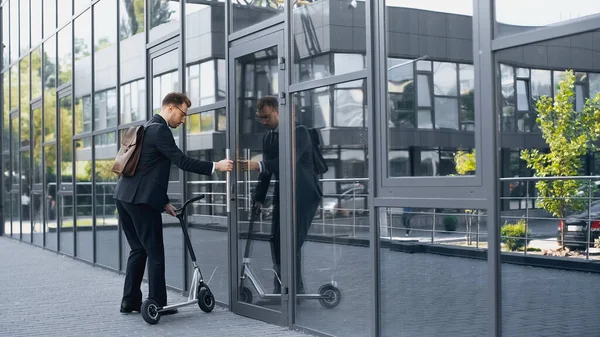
left=228, top=31, right=286, bottom=324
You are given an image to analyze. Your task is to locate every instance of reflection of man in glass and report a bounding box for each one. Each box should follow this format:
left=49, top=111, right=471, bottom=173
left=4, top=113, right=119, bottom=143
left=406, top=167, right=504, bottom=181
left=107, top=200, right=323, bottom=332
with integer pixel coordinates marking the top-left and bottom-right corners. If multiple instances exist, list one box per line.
left=241, top=96, right=322, bottom=295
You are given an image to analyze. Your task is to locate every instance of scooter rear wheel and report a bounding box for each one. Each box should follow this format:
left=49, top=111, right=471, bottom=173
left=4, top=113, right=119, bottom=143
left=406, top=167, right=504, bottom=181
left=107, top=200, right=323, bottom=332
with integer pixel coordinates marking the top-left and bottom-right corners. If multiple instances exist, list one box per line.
left=141, top=298, right=162, bottom=324
left=240, top=286, right=253, bottom=304
left=198, top=287, right=215, bottom=313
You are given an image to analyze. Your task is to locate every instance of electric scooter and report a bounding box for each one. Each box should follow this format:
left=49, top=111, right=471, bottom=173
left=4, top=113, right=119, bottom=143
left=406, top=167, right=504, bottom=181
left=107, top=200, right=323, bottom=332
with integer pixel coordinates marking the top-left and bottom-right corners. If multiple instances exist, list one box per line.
left=238, top=204, right=342, bottom=309
left=141, top=194, right=215, bottom=325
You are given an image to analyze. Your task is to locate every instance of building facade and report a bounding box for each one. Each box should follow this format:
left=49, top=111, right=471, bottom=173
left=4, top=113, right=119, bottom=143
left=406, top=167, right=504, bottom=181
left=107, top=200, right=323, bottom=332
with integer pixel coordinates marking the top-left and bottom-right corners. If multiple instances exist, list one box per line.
left=2, top=0, right=600, bottom=336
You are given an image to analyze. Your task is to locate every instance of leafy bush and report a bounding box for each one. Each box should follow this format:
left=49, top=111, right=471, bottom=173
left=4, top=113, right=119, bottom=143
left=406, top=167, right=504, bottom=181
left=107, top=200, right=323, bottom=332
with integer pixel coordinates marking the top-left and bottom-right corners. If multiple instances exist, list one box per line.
left=501, top=219, right=531, bottom=251
left=443, top=216, right=458, bottom=232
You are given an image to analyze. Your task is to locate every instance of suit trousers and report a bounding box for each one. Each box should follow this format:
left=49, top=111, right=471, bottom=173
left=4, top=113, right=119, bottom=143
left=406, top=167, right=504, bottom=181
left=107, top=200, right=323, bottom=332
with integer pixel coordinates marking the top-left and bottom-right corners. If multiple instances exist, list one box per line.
left=116, top=200, right=168, bottom=306
left=269, top=198, right=320, bottom=292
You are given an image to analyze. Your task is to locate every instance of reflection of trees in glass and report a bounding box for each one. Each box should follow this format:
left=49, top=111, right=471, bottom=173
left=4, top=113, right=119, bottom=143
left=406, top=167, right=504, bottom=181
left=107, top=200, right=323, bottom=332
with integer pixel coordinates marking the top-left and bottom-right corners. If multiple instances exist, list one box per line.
left=20, top=59, right=30, bottom=143
left=59, top=97, right=73, bottom=181
left=120, top=0, right=145, bottom=39
left=150, top=0, right=175, bottom=29
left=31, top=49, right=43, bottom=99
left=3, top=74, right=9, bottom=144
left=74, top=38, right=91, bottom=59
left=521, top=71, right=600, bottom=250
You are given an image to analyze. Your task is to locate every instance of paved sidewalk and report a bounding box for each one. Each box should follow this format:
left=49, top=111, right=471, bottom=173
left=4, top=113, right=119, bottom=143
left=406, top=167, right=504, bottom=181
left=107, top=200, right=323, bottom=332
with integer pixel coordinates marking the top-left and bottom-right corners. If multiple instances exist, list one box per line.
left=0, top=237, right=312, bottom=337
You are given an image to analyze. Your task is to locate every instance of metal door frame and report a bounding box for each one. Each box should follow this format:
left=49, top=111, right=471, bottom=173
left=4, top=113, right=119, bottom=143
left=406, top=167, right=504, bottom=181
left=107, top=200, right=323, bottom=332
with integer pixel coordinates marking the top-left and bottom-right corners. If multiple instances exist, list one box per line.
left=227, top=28, right=289, bottom=326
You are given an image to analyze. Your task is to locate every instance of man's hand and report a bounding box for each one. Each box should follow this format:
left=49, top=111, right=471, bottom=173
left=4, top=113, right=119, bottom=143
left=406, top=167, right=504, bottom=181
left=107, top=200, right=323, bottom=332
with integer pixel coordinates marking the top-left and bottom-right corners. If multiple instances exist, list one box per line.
left=164, top=204, right=176, bottom=217
left=239, top=160, right=260, bottom=172
left=215, top=159, right=233, bottom=172
left=254, top=201, right=262, bottom=210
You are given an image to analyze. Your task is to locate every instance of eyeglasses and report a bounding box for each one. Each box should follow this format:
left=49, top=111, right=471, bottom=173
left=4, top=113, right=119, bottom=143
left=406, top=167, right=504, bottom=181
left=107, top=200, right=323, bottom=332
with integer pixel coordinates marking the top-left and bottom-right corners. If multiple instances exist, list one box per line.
left=173, top=105, right=187, bottom=117
left=255, top=114, right=271, bottom=122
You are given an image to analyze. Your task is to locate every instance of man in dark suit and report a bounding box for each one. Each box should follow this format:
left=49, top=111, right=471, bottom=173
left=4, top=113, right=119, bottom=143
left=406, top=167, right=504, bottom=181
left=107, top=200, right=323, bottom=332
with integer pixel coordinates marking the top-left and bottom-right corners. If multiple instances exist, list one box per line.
left=114, top=92, right=233, bottom=314
left=241, top=96, right=322, bottom=295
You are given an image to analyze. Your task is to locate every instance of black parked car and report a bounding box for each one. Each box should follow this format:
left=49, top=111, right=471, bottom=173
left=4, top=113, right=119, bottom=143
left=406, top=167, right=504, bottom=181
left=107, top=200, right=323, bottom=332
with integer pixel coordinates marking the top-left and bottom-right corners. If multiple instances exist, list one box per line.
left=558, top=200, right=600, bottom=250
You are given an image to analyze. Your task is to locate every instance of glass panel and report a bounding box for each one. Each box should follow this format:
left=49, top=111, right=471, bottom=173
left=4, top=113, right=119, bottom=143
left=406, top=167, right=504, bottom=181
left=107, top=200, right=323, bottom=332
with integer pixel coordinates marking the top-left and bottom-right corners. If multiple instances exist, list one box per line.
left=495, top=0, right=600, bottom=37
left=31, top=48, right=43, bottom=99
left=460, top=64, right=475, bottom=131
left=31, top=0, right=42, bottom=47
left=10, top=66, right=17, bottom=110
left=531, top=69, right=551, bottom=101
left=185, top=0, right=225, bottom=104
left=44, top=145, right=58, bottom=251
left=59, top=194, right=74, bottom=255
left=291, top=0, right=365, bottom=83
left=291, top=80, right=370, bottom=336
left=74, top=9, right=92, bottom=135
left=20, top=0, right=30, bottom=55
left=149, top=0, right=180, bottom=41
left=120, top=79, right=145, bottom=124
left=10, top=116, right=18, bottom=187
left=58, top=0, right=72, bottom=26
left=417, top=109, right=432, bottom=129
left=94, top=0, right=117, bottom=131
left=21, top=150, right=31, bottom=243
left=186, top=111, right=216, bottom=134
left=496, top=29, right=600, bottom=336
left=151, top=49, right=180, bottom=184
left=2, top=155, right=9, bottom=236
left=57, top=24, right=72, bottom=86
left=9, top=0, right=17, bottom=62
left=11, top=193, right=20, bottom=238
left=433, top=62, right=458, bottom=96
left=2, top=3, right=9, bottom=69
left=516, top=67, right=529, bottom=79
left=3, top=73, right=9, bottom=152
left=575, top=84, right=584, bottom=112
left=590, top=73, right=600, bottom=98
left=232, top=0, right=282, bottom=32
left=333, top=81, right=365, bottom=127
left=74, top=137, right=93, bottom=262
left=235, top=45, right=281, bottom=311
left=120, top=0, right=145, bottom=124
left=74, top=0, right=90, bottom=14
left=185, top=112, right=227, bottom=302
left=434, top=97, right=459, bottom=130
left=44, top=36, right=57, bottom=142
left=95, top=132, right=119, bottom=269
left=59, top=95, right=73, bottom=183
left=379, top=206, right=488, bottom=337
left=417, top=74, right=431, bottom=107
left=20, top=58, right=30, bottom=146
left=44, top=0, right=57, bottom=38
left=32, top=107, right=42, bottom=184
left=385, top=2, right=476, bottom=177
left=516, top=80, right=529, bottom=111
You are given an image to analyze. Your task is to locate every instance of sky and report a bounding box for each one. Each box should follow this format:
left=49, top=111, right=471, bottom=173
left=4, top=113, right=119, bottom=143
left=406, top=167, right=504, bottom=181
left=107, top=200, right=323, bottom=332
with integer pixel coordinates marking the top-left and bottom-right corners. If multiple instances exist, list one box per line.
left=386, top=0, right=600, bottom=27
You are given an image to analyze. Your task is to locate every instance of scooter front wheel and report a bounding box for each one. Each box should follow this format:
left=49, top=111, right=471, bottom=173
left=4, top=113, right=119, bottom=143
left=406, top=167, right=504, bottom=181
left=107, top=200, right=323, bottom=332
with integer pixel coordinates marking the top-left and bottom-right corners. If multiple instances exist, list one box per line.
left=198, top=286, right=215, bottom=313
left=318, top=284, right=342, bottom=309
left=141, top=298, right=162, bottom=324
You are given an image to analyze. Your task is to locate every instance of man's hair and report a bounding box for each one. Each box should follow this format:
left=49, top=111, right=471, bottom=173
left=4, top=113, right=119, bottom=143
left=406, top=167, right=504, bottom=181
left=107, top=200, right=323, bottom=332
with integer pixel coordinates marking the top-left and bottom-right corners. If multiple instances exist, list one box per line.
left=162, top=92, right=192, bottom=108
left=257, top=96, right=279, bottom=112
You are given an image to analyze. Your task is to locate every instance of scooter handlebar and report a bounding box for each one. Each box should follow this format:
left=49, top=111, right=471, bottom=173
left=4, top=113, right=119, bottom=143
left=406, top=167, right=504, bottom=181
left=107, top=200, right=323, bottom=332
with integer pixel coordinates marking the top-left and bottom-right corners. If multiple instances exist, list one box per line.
left=175, top=194, right=206, bottom=215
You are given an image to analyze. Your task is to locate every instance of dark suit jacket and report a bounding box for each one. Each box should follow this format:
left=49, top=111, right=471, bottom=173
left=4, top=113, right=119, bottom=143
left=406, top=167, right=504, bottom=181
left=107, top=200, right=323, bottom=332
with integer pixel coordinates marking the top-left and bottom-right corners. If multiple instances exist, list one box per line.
left=113, top=114, right=214, bottom=211
left=254, top=125, right=322, bottom=211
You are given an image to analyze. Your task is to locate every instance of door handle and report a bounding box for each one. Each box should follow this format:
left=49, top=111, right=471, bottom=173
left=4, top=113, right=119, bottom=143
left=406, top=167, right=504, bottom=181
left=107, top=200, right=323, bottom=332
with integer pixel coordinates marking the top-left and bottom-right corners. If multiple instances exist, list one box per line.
left=226, top=148, right=231, bottom=213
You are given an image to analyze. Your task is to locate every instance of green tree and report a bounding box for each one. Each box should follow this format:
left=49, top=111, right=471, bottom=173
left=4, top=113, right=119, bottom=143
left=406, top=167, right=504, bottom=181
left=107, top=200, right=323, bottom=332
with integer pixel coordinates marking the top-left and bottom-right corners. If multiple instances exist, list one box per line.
left=120, top=0, right=145, bottom=40
left=521, top=70, right=600, bottom=248
left=454, top=149, right=477, bottom=244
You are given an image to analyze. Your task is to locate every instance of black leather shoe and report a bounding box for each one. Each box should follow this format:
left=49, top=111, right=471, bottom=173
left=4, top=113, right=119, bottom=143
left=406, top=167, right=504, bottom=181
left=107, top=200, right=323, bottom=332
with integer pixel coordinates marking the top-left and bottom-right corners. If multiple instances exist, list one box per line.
left=120, top=300, right=141, bottom=313
left=161, top=308, right=178, bottom=315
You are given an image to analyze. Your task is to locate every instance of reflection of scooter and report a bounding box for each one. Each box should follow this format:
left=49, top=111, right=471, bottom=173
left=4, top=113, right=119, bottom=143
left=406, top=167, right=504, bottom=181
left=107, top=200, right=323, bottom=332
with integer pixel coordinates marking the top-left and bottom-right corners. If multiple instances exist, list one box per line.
left=141, top=195, right=215, bottom=325
left=238, top=204, right=342, bottom=309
